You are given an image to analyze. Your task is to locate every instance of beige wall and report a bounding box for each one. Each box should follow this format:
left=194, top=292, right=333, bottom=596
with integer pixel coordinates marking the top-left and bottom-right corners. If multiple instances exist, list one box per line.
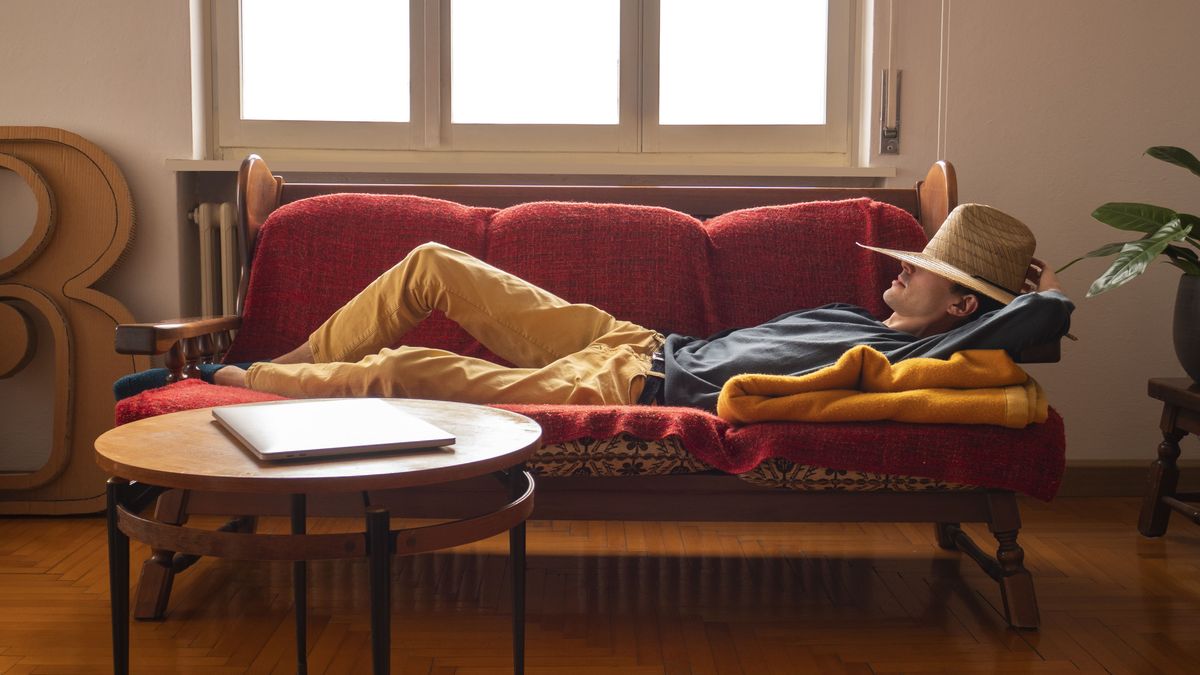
left=881, top=0, right=1200, bottom=461
left=0, top=0, right=195, bottom=320
left=948, top=1, right=1200, bottom=461
left=2, top=0, right=1198, bottom=466
left=0, top=0, right=195, bottom=470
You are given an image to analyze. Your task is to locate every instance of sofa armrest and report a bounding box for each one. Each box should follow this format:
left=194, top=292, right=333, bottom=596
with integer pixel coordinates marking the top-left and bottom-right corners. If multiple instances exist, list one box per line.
left=115, top=315, right=242, bottom=381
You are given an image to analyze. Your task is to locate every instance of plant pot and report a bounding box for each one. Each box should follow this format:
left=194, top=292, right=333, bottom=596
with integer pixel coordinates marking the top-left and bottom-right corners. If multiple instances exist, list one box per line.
left=1173, top=274, right=1200, bottom=382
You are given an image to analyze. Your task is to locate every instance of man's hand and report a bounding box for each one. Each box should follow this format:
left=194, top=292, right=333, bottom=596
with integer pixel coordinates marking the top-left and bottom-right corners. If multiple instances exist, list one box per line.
left=1022, top=257, right=1063, bottom=294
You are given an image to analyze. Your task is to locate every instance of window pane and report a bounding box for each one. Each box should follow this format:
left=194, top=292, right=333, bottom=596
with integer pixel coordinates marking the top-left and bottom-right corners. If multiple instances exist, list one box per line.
left=241, top=0, right=408, bottom=122
left=659, top=0, right=827, bottom=125
left=452, top=0, right=619, bottom=125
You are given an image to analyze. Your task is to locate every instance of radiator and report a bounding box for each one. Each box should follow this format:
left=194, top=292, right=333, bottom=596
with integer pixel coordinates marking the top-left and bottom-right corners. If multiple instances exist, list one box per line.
left=189, top=202, right=240, bottom=316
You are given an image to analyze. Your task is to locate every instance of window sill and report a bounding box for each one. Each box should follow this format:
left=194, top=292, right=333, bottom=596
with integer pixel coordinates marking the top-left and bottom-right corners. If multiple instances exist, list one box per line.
left=166, top=152, right=896, bottom=181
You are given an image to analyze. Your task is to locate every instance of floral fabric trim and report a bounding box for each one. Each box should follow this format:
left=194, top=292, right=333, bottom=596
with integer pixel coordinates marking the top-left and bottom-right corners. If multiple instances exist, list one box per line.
left=737, top=458, right=970, bottom=491
left=527, top=434, right=971, bottom=492
left=529, top=434, right=710, bottom=477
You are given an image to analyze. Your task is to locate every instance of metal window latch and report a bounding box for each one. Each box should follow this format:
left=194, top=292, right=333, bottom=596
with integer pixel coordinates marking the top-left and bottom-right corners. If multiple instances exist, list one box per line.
left=880, top=69, right=902, bottom=155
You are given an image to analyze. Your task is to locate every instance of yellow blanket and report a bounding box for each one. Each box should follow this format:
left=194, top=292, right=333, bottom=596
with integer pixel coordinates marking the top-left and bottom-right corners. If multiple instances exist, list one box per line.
left=716, top=346, right=1047, bottom=428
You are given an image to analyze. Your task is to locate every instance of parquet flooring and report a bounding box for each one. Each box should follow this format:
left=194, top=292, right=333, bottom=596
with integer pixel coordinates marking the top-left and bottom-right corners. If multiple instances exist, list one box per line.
left=2, top=497, right=1200, bottom=673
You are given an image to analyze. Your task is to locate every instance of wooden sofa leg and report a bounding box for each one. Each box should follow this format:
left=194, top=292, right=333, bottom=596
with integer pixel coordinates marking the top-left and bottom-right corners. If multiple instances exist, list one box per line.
left=133, top=489, right=189, bottom=621
left=987, top=493, right=1039, bottom=630
left=132, top=491, right=259, bottom=621
left=936, top=495, right=1039, bottom=629
left=933, top=522, right=960, bottom=550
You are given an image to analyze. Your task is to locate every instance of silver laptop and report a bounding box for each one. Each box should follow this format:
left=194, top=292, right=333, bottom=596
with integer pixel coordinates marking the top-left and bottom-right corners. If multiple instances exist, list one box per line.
left=212, top=398, right=456, bottom=460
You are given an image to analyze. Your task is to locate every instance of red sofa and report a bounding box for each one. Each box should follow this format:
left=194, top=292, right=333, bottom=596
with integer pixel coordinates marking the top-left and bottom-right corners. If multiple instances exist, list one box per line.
left=113, top=156, right=1062, bottom=628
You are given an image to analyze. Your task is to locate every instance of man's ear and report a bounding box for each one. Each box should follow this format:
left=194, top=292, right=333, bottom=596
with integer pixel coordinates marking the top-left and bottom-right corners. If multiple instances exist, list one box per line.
left=948, top=293, right=979, bottom=318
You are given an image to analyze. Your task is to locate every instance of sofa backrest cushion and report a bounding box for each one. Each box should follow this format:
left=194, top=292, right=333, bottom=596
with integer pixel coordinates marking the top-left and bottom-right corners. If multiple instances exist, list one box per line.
left=706, top=198, right=928, bottom=329
left=486, top=202, right=713, bottom=338
left=226, top=193, right=496, bottom=363
left=225, top=194, right=928, bottom=363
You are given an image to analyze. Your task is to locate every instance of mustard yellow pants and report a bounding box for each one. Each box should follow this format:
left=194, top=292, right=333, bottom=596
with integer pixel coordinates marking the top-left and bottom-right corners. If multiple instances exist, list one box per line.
left=245, top=242, right=663, bottom=405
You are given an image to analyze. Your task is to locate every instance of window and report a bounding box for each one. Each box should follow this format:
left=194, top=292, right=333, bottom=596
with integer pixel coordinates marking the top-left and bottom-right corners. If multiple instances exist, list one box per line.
left=240, top=0, right=410, bottom=123
left=213, top=0, right=855, bottom=164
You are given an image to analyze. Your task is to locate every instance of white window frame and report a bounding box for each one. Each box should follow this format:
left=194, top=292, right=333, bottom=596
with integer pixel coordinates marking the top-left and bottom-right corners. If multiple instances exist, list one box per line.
left=213, top=0, right=428, bottom=150
left=212, top=0, right=860, bottom=163
left=439, top=0, right=641, bottom=152
left=641, top=0, right=852, bottom=154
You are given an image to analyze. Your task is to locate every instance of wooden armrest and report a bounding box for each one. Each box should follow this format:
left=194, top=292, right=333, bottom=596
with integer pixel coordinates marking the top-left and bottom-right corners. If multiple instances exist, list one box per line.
left=1016, top=341, right=1060, bottom=364
left=115, top=315, right=242, bottom=355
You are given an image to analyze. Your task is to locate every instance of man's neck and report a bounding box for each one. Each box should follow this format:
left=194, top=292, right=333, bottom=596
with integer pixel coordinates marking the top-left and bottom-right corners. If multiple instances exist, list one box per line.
left=883, top=313, right=958, bottom=338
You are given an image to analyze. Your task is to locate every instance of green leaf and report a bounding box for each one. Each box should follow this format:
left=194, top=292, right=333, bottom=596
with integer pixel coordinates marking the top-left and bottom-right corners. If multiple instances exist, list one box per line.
left=1164, top=245, right=1200, bottom=275
left=1092, top=202, right=1180, bottom=233
left=1147, top=146, right=1200, bottom=178
left=1057, top=241, right=1132, bottom=272
left=1086, top=219, right=1191, bottom=297
left=1166, top=243, right=1200, bottom=262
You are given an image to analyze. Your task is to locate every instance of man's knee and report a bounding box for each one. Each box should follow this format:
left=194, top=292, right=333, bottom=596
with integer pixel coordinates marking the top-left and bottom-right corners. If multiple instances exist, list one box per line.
left=412, top=241, right=473, bottom=269
left=410, top=241, right=452, bottom=259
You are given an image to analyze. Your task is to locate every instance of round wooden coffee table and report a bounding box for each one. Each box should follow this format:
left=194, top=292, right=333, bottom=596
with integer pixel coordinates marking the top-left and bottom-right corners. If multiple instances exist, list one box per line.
left=95, top=398, right=541, bottom=675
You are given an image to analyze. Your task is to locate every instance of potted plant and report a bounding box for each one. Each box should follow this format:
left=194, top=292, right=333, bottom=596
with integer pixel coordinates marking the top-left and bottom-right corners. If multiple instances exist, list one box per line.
left=1061, top=146, right=1200, bottom=380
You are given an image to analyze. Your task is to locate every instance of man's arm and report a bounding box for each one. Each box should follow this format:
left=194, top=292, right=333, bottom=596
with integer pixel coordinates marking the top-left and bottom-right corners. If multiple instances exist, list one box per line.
left=1023, top=257, right=1065, bottom=295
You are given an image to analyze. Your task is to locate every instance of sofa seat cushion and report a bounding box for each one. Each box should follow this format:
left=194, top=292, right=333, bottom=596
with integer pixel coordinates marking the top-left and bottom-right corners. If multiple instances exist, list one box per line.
left=722, top=409, right=1066, bottom=501
left=117, top=383, right=1063, bottom=499
left=115, top=379, right=285, bottom=425
left=498, top=404, right=732, bottom=466
left=501, top=403, right=1064, bottom=500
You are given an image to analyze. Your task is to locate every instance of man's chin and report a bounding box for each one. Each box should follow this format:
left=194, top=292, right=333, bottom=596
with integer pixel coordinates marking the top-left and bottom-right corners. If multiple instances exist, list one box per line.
left=881, top=289, right=899, bottom=311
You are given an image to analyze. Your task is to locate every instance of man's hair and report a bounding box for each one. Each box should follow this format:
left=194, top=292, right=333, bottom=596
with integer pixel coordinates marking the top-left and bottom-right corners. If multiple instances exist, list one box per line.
left=951, top=283, right=1005, bottom=323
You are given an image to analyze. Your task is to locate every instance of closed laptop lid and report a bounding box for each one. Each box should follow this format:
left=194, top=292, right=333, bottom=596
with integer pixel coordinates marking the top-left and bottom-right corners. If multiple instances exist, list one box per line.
left=212, top=398, right=456, bottom=460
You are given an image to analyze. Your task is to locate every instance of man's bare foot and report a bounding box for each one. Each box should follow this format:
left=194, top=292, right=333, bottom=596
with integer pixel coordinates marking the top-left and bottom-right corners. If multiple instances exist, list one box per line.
left=213, top=365, right=247, bottom=388
left=272, top=342, right=314, bottom=364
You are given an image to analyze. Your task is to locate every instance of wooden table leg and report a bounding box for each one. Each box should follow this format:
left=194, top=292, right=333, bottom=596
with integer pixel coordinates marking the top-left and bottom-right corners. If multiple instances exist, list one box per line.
left=1140, top=428, right=1185, bottom=537
left=291, top=494, right=308, bottom=674
left=107, top=478, right=130, bottom=675
left=367, top=507, right=391, bottom=675
left=510, top=469, right=528, bottom=675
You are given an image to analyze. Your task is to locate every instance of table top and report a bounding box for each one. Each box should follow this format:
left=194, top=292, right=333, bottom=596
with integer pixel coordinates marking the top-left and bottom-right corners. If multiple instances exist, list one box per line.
left=95, top=399, right=542, bottom=493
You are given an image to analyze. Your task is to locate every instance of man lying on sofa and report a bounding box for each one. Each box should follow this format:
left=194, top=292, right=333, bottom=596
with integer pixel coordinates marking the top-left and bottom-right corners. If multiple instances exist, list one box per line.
left=209, top=203, right=1073, bottom=412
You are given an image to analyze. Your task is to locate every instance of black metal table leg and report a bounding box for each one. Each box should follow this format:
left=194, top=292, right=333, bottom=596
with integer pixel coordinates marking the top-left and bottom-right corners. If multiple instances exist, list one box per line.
left=291, top=494, right=308, bottom=674
left=107, top=478, right=130, bottom=675
left=367, top=507, right=391, bottom=675
left=509, top=469, right=528, bottom=675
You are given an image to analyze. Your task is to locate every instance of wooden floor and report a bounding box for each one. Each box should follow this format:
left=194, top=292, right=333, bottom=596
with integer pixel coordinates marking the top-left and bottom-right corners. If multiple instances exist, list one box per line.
left=2, top=497, right=1199, bottom=673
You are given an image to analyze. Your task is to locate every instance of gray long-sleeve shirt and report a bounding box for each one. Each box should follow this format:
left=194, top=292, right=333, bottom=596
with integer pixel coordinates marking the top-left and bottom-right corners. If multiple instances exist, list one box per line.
left=662, top=290, right=1074, bottom=411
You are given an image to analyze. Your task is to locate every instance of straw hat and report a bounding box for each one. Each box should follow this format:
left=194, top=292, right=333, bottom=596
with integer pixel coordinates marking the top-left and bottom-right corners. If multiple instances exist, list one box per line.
left=857, top=203, right=1036, bottom=305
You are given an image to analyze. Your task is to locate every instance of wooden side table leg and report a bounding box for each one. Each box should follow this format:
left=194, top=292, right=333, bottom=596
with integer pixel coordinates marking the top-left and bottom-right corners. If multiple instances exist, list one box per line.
left=291, top=494, right=308, bottom=674
left=510, top=470, right=528, bottom=675
left=367, top=507, right=392, bottom=675
left=1139, top=428, right=1185, bottom=537
left=107, top=478, right=131, bottom=675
